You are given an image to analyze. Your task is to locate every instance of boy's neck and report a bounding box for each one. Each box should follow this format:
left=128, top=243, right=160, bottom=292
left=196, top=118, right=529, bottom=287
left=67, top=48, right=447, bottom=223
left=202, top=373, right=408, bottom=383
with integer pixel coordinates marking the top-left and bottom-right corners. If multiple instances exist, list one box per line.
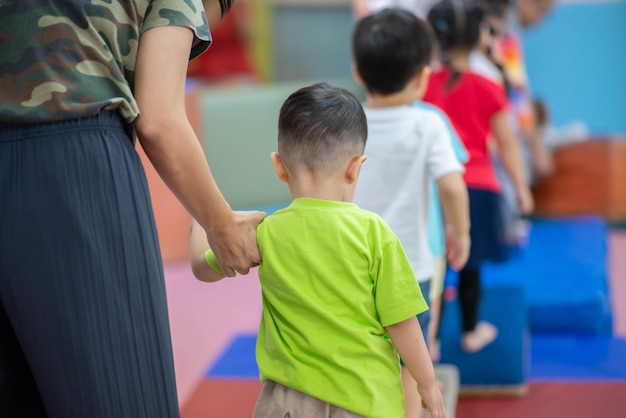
left=287, top=171, right=355, bottom=203
left=365, top=88, right=420, bottom=108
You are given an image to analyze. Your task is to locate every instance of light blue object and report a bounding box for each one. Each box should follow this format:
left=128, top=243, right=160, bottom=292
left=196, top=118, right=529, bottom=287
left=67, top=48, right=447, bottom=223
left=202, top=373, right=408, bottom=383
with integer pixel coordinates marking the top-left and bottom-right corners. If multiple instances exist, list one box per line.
left=413, top=101, right=469, bottom=258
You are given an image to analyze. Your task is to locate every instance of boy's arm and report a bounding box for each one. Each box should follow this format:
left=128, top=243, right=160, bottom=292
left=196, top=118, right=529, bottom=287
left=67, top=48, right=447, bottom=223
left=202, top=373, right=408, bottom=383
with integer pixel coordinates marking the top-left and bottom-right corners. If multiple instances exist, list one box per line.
left=386, top=318, right=445, bottom=418
left=190, top=219, right=227, bottom=282
left=491, top=111, right=534, bottom=215
left=436, top=172, right=470, bottom=271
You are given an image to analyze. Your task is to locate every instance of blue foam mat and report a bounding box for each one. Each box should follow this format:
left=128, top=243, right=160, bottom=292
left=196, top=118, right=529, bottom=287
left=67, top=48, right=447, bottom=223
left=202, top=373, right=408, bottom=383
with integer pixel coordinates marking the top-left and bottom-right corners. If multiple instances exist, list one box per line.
left=205, top=332, right=626, bottom=381
left=438, top=285, right=529, bottom=385
left=472, top=216, right=612, bottom=334
left=206, top=334, right=259, bottom=379
left=529, top=335, right=626, bottom=381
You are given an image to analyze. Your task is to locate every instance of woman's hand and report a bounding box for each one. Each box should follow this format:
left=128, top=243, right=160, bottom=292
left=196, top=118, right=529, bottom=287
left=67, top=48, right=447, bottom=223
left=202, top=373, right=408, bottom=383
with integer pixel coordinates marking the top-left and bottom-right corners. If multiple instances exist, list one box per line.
left=205, top=210, right=266, bottom=277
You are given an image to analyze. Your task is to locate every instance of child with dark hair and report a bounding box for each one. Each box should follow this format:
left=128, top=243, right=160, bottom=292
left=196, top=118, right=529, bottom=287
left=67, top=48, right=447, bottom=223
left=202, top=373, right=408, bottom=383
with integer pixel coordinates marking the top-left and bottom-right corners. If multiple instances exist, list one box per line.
left=190, top=82, right=445, bottom=418
left=424, top=0, right=533, bottom=353
left=351, top=8, right=470, bottom=417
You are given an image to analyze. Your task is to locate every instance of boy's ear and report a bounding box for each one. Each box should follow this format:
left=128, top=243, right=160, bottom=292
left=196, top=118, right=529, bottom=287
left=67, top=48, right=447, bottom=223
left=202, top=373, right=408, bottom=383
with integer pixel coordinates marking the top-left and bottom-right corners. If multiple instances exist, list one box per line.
left=351, top=63, right=364, bottom=86
left=346, top=155, right=367, bottom=184
left=271, top=152, right=289, bottom=183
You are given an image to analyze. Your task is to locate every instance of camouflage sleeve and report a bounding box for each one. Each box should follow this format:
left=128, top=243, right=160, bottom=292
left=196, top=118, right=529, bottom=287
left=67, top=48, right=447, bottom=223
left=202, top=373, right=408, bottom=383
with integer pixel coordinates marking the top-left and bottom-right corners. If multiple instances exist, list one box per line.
left=143, top=0, right=212, bottom=60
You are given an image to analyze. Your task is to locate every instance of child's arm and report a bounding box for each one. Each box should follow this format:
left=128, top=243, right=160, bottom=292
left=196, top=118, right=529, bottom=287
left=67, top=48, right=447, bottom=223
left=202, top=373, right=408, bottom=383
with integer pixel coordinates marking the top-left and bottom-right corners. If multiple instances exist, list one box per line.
left=386, top=318, right=445, bottom=418
left=436, top=172, right=470, bottom=271
left=190, top=219, right=227, bottom=282
left=491, top=111, right=534, bottom=215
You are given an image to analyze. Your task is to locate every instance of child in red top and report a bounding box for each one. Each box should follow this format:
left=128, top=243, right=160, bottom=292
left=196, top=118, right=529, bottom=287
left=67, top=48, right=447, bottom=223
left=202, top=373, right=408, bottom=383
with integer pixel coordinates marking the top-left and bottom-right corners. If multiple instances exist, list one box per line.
left=424, top=0, right=533, bottom=353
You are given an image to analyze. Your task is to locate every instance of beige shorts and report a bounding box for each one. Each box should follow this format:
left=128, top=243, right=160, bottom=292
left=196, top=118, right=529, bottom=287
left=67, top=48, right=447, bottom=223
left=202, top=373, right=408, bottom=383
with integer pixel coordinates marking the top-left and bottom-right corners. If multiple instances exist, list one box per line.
left=253, top=380, right=364, bottom=418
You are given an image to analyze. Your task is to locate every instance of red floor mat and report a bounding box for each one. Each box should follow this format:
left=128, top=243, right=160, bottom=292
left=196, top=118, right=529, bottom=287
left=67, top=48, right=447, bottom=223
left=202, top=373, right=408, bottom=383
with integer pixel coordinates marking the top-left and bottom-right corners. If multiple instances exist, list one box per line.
left=181, top=379, right=261, bottom=418
left=457, top=382, right=626, bottom=418
left=182, top=380, right=626, bottom=418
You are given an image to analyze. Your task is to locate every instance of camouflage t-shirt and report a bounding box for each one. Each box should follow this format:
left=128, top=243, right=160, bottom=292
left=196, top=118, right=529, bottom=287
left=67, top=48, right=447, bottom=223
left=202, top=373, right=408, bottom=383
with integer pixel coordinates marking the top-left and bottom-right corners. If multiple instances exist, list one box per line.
left=0, top=0, right=211, bottom=124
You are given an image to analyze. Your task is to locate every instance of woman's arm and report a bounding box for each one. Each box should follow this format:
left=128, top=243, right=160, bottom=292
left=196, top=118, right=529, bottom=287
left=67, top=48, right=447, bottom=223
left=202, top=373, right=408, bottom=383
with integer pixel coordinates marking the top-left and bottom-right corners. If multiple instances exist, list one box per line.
left=134, top=25, right=265, bottom=276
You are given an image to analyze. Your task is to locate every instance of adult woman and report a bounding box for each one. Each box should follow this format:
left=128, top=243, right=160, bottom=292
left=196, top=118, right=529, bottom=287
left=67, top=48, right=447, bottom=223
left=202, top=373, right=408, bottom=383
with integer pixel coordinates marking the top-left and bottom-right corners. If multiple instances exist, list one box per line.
left=0, top=1, right=264, bottom=416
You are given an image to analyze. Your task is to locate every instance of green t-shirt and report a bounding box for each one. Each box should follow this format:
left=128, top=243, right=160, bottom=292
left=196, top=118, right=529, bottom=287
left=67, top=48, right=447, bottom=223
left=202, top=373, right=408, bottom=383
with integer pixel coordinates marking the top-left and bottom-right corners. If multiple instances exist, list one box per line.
left=0, top=0, right=211, bottom=124
left=256, top=198, right=427, bottom=418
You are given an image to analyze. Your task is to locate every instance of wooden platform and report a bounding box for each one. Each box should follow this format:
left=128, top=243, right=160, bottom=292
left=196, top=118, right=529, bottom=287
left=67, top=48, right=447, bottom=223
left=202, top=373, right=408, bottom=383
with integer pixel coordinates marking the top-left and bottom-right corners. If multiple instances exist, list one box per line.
left=532, top=138, right=626, bottom=222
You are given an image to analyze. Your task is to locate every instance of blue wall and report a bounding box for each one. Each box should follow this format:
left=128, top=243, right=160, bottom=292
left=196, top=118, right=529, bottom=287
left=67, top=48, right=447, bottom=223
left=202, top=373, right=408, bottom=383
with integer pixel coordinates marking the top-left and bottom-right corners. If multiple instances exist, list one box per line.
left=522, top=1, right=626, bottom=135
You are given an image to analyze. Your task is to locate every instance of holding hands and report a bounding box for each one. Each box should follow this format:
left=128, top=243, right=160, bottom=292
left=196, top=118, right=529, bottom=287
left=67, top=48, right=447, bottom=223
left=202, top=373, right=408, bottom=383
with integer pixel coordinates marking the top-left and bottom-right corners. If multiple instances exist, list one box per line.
left=204, top=210, right=266, bottom=277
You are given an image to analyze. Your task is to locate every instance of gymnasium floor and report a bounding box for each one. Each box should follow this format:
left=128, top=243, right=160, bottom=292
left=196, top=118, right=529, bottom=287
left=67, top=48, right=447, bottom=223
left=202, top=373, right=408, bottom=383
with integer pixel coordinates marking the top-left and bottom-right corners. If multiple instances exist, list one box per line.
left=166, top=231, right=626, bottom=418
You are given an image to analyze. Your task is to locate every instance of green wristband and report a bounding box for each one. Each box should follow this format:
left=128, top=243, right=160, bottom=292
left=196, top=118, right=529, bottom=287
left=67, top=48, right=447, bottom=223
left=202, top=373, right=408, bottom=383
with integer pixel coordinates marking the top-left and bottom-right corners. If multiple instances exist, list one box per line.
left=204, top=249, right=223, bottom=274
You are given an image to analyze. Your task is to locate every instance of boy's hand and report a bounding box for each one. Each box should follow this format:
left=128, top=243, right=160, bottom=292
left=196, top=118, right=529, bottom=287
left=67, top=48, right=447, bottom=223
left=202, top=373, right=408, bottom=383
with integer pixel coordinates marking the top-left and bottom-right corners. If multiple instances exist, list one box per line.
left=445, top=228, right=470, bottom=271
left=206, top=210, right=266, bottom=277
left=418, top=382, right=446, bottom=418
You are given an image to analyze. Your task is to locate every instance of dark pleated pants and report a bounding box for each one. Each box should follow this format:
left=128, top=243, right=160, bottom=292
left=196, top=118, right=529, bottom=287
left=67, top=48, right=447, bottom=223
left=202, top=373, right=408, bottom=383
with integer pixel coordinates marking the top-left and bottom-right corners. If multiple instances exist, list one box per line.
left=0, top=112, right=180, bottom=417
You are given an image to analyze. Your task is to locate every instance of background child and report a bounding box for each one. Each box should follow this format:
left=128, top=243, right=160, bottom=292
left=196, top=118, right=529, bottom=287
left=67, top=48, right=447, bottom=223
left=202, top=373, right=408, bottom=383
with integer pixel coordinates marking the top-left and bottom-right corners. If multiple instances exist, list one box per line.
left=351, top=9, right=469, bottom=418
left=469, top=0, right=552, bottom=253
left=423, top=0, right=534, bottom=353
left=190, top=83, right=445, bottom=418
left=418, top=102, right=469, bottom=363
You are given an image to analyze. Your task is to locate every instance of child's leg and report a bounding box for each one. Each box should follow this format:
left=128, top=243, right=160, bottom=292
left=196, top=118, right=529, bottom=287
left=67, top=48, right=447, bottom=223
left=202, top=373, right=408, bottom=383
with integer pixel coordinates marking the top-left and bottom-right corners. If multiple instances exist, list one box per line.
left=459, top=267, right=480, bottom=332
left=427, top=258, right=447, bottom=362
left=402, top=280, right=432, bottom=418
left=427, top=297, right=442, bottom=362
left=458, top=267, right=497, bottom=352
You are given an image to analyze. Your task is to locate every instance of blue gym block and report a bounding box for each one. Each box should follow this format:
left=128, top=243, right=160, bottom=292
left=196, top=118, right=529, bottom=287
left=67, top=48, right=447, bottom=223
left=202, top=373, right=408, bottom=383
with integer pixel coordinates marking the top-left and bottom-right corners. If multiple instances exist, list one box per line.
left=530, top=335, right=626, bottom=381
left=439, top=285, right=529, bottom=388
left=482, top=216, right=612, bottom=335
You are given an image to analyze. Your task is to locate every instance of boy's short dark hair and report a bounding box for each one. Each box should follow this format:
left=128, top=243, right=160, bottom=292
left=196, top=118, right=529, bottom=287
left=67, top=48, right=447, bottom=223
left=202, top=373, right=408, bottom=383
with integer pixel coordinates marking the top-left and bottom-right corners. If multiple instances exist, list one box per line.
left=352, top=8, right=434, bottom=96
left=278, top=83, right=367, bottom=173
